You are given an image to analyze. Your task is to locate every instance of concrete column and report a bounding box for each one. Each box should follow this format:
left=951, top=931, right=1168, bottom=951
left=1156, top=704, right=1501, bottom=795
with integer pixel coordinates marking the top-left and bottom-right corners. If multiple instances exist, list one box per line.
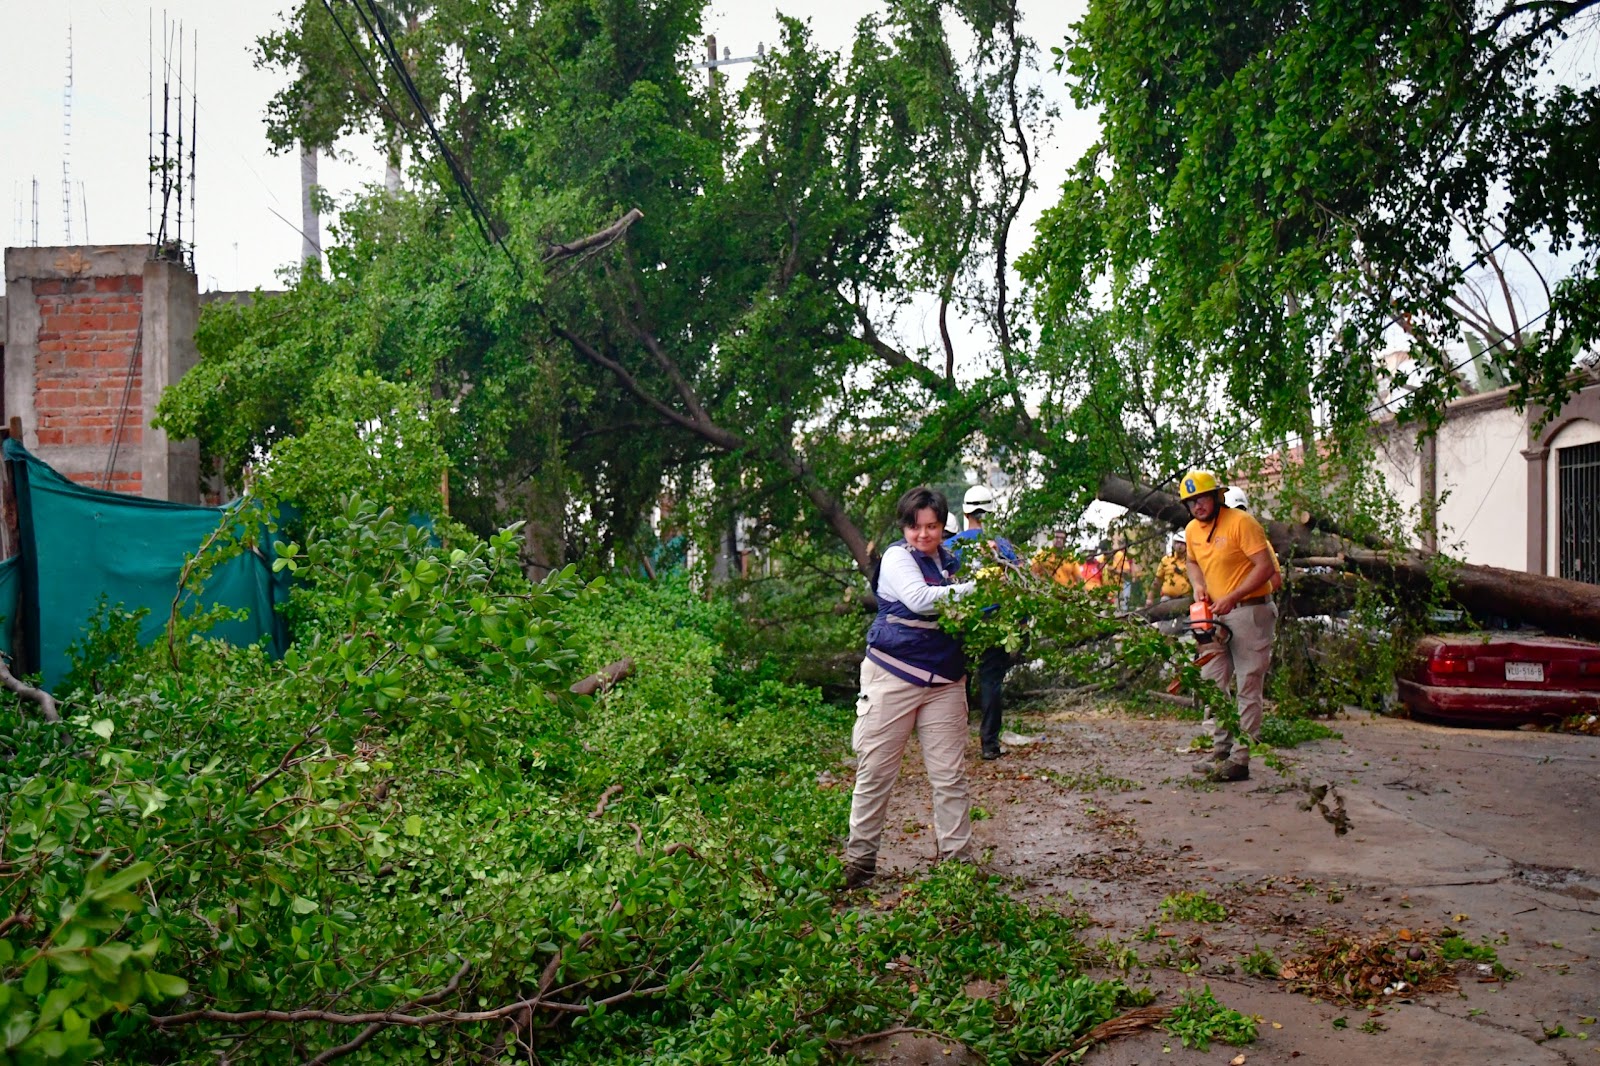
left=1419, top=431, right=1438, bottom=552
left=140, top=258, right=200, bottom=503
left=1524, top=446, right=1549, bottom=575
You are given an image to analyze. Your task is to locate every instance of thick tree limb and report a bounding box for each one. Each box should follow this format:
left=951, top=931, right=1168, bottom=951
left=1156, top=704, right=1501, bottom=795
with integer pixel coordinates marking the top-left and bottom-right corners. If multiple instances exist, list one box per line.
left=0, top=655, right=58, bottom=723
left=542, top=208, right=644, bottom=264
left=570, top=658, right=635, bottom=697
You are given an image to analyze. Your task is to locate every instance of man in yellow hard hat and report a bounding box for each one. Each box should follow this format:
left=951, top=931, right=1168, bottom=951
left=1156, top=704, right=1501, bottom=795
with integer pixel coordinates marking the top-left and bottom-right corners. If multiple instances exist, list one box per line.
left=1178, top=470, right=1280, bottom=782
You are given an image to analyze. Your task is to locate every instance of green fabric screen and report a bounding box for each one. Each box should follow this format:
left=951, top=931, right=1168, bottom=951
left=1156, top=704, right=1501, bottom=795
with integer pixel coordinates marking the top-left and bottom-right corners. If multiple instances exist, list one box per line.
left=4, top=440, right=288, bottom=690
left=0, top=556, right=19, bottom=660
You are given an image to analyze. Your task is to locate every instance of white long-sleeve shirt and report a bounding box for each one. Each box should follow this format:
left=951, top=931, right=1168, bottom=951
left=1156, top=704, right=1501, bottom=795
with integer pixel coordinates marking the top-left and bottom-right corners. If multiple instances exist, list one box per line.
left=877, top=543, right=975, bottom=615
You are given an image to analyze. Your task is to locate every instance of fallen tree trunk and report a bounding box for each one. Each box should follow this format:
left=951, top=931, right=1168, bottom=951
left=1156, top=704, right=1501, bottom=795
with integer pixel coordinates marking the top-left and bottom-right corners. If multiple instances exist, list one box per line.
left=1100, top=476, right=1600, bottom=638
left=570, top=658, right=635, bottom=697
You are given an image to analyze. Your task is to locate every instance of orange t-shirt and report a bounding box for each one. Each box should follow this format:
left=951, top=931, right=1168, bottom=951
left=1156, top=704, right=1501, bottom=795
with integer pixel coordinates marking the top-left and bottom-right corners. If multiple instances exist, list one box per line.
left=1185, top=507, right=1278, bottom=601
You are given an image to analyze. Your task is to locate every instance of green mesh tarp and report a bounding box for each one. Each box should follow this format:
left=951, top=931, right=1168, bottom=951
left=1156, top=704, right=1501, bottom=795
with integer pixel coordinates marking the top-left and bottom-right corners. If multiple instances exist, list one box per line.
left=0, top=556, right=19, bottom=659
left=4, top=439, right=288, bottom=690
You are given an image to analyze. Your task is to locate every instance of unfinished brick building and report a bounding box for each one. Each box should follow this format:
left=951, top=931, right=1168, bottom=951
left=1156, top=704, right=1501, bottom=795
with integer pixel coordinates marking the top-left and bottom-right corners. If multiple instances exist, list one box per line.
left=3, top=245, right=200, bottom=501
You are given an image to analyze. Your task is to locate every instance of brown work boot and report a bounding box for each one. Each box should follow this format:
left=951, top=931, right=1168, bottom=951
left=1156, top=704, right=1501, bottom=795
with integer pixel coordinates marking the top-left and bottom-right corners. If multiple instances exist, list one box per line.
left=842, top=859, right=877, bottom=890
left=1205, top=759, right=1250, bottom=783
left=1190, top=739, right=1233, bottom=774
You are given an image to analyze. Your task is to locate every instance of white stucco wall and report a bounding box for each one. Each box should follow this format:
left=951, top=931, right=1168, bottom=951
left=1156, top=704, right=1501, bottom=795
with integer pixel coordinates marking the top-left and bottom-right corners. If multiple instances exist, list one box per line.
left=1371, top=421, right=1423, bottom=518
left=1435, top=405, right=1529, bottom=570
left=1544, top=418, right=1600, bottom=576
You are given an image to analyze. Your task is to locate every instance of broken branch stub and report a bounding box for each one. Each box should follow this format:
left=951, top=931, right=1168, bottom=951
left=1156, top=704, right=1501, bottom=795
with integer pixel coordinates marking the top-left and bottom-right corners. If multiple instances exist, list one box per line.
left=0, top=654, right=59, bottom=723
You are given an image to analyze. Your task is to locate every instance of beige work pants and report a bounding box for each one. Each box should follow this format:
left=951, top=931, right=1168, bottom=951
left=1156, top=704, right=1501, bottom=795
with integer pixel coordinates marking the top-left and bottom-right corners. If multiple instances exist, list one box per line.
left=1200, top=601, right=1277, bottom=762
left=845, top=657, right=973, bottom=866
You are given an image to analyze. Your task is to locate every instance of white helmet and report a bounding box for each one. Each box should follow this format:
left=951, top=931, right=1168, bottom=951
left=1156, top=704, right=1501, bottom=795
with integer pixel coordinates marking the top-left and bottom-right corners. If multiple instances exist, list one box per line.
left=962, top=485, right=996, bottom=514
left=1224, top=487, right=1250, bottom=511
left=1172, top=530, right=1186, bottom=546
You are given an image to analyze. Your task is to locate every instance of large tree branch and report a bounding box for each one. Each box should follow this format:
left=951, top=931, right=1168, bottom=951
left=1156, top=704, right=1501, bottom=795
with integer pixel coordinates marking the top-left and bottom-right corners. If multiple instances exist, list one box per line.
left=542, top=208, right=643, bottom=265
left=554, top=326, right=741, bottom=450
left=991, top=5, right=1038, bottom=438
left=851, top=306, right=955, bottom=398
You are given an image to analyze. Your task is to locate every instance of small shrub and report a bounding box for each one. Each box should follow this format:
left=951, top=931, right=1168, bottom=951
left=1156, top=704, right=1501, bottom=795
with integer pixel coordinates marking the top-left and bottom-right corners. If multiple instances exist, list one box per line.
left=1163, top=984, right=1258, bottom=1051
left=1160, top=890, right=1228, bottom=923
left=1242, top=945, right=1280, bottom=977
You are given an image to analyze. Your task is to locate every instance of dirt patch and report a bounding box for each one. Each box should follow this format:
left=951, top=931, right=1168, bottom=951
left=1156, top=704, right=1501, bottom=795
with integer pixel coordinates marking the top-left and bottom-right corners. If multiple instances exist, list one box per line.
left=861, top=701, right=1600, bottom=1065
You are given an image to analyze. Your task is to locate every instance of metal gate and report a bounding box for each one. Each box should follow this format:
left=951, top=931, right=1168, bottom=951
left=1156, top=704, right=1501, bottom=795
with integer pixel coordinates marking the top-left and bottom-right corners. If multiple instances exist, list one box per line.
left=1559, top=441, right=1600, bottom=584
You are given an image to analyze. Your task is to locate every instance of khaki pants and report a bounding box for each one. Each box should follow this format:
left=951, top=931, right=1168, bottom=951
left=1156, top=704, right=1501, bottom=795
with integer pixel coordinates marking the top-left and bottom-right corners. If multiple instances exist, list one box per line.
left=845, top=657, right=973, bottom=866
left=1200, top=601, right=1277, bottom=762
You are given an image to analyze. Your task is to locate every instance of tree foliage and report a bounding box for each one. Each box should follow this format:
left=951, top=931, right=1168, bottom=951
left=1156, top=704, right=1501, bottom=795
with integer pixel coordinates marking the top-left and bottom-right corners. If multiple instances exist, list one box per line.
left=2, top=502, right=1172, bottom=1063
left=1025, top=0, right=1600, bottom=468
left=158, top=0, right=1053, bottom=582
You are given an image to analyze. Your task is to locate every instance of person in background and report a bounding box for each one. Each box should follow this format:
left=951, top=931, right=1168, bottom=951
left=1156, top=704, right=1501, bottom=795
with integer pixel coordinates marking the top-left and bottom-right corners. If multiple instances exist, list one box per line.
left=1150, top=531, right=1193, bottom=604
left=944, top=486, right=1021, bottom=761
left=844, top=486, right=976, bottom=889
left=1178, top=470, right=1281, bottom=782
left=1111, top=534, right=1137, bottom=608
left=1032, top=529, right=1081, bottom=586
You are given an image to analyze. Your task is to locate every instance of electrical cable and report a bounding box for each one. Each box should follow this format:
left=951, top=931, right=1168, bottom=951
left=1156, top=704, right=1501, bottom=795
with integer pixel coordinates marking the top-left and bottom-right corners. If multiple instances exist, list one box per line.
left=350, top=0, right=523, bottom=278
left=316, top=0, right=521, bottom=277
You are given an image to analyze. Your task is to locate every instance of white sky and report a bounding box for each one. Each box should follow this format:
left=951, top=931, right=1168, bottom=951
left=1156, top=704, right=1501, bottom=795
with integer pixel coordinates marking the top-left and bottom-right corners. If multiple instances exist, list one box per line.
left=1, top=0, right=1097, bottom=296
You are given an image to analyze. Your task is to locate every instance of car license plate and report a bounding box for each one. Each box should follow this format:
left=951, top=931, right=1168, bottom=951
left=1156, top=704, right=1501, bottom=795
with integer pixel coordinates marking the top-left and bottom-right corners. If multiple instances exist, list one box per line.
left=1506, top=662, right=1544, bottom=682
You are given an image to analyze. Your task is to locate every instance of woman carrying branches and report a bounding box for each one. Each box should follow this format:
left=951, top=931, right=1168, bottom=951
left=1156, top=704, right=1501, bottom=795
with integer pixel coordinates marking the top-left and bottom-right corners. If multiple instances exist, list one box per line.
left=843, top=486, right=978, bottom=890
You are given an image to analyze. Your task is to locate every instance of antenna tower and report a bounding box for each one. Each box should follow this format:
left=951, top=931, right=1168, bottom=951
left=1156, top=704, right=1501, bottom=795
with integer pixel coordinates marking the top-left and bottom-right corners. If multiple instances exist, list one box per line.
left=151, top=14, right=196, bottom=268
left=62, top=22, right=74, bottom=243
left=31, top=178, right=40, bottom=246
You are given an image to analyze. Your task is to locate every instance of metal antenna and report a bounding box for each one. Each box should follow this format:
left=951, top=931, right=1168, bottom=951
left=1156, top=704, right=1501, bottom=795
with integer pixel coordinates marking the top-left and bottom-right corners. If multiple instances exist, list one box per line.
left=157, top=12, right=174, bottom=253
left=31, top=177, right=39, bottom=246
left=79, top=181, right=89, bottom=243
left=176, top=23, right=183, bottom=251
left=62, top=21, right=74, bottom=243
left=188, top=30, right=197, bottom=268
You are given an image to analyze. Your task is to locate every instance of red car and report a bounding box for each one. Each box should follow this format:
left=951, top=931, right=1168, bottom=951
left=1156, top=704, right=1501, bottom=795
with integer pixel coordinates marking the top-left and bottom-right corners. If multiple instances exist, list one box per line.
left=1399, top=633, right=1600, bottom=727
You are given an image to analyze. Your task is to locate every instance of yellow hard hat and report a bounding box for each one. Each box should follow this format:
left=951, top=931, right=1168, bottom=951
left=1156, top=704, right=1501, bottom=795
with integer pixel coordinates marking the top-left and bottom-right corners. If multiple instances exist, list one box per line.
left=1178, top=470, right=1220, bottom=500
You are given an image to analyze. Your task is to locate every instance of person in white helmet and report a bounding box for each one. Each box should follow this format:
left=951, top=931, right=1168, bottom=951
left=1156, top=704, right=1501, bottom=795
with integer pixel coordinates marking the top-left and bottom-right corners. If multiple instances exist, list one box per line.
left=944, top=485, right=1021, bottom=760
left=1224, top=487, right=1250, bottom=511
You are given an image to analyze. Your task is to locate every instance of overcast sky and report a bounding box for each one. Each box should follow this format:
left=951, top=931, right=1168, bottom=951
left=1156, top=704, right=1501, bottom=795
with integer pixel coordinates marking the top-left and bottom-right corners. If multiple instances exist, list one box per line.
left=1, top=0, right=1096, bottom=295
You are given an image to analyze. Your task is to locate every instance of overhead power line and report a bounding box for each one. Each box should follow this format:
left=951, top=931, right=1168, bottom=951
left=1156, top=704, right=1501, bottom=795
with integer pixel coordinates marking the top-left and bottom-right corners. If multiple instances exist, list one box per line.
left=318, top=0, right=523, bottom=278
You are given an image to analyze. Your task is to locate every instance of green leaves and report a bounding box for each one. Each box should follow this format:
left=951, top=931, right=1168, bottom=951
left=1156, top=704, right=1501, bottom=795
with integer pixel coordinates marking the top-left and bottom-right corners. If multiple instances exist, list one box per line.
left=1035, top=0, right=1600, bottom=458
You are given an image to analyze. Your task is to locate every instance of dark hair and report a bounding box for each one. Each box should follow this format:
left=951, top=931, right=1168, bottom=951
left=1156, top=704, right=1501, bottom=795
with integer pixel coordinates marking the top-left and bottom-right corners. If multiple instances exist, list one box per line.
left=895, top=486, right=949, bottom=530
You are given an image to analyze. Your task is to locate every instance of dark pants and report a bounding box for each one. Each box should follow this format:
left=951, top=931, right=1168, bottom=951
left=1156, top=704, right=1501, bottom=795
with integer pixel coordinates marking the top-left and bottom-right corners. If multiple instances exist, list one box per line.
left=975, top=646, right=1010, bottom=754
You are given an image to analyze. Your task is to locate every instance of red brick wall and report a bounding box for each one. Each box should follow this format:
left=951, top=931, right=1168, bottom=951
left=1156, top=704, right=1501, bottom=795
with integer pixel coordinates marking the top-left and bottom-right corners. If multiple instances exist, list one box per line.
left=31, top=274, right=144, bottom=492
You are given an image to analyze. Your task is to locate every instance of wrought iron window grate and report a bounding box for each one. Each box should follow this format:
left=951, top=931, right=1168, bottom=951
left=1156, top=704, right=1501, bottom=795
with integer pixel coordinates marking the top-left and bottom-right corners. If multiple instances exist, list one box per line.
left=1558, top=440, right=1600, bottom=585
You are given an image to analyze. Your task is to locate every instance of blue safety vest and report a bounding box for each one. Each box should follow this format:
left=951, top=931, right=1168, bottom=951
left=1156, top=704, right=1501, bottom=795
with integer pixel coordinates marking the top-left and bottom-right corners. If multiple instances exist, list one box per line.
left=865, top=541, right=966, bottom=686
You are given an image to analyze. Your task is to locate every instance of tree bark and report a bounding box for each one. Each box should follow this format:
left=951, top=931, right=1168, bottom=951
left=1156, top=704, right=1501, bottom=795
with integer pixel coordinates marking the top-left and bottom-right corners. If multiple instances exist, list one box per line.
left=570, top=658, right=635, bottom=697
left=1101, top=476, right=1600, bottom=638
